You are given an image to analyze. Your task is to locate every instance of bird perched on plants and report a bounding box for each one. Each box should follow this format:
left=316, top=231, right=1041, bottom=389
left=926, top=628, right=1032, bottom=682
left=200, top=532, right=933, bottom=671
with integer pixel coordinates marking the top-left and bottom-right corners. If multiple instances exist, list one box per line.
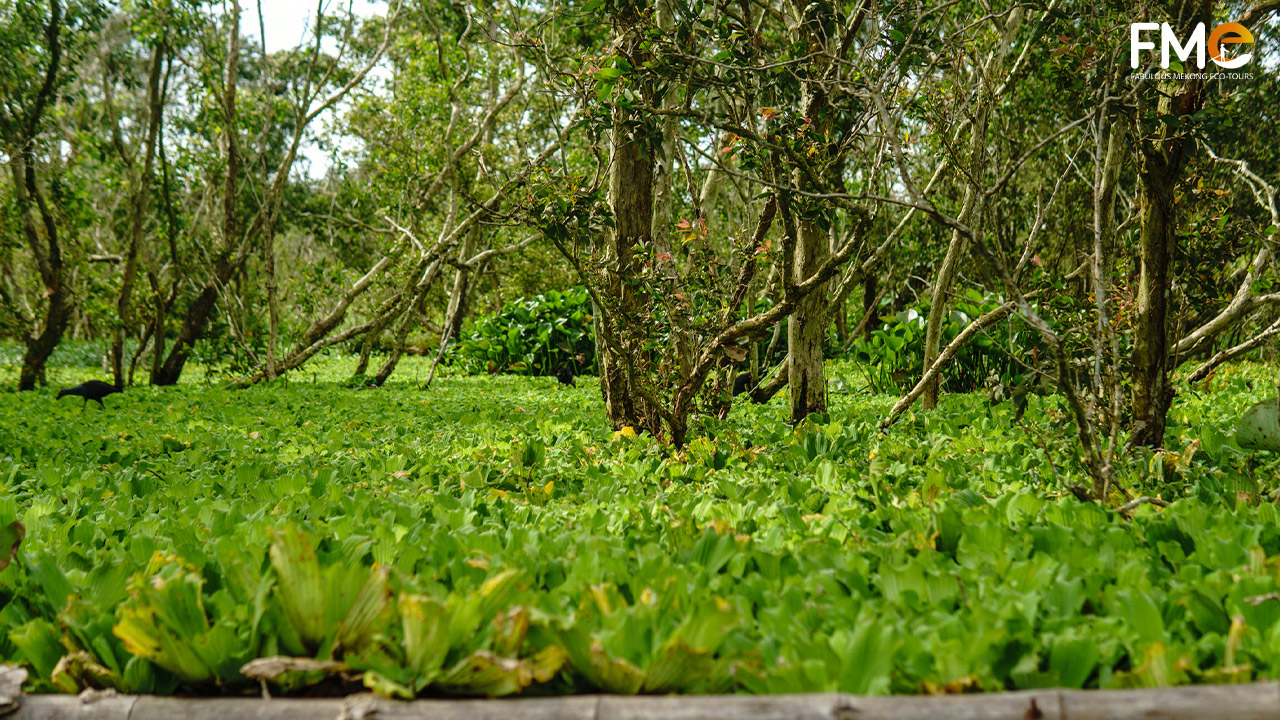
left=56, top=380, right=122, bottom=408
left=555, top=366, right=576, bottom=387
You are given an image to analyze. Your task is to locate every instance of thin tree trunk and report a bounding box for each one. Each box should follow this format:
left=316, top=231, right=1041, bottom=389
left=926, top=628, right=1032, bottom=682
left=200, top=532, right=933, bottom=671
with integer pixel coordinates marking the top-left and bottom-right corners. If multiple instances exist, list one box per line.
left=1131, top=149, right=1179, bottom=447
left=263, top=215, right=280, bottom=380
left=785, top=0, right=834, bottom=423
left=111, top=41, right=166, bottom=387
left=861, top=274, right=878, bottom=340
left=154, top=0, right=241, bottom=386
left=788, top=217, right=830, bottom=422
left=921, top=225, right=965, bottom=407
left=11, top=150, right=71, bottom=391
left=9, top=0, right=67, bottom=391
left=595, top=2, right=661, bottom=435
left=883, top=302, right=1016, bottom=429
left=1187, top=315, right=1280, bottom=384
left=442, top=226, right=480, bottom=341
left=373, top=259, right=445, bottom=386
left=1130, top=2, right=1209, bottom=448
left=918, top=8, right=1023, bottom=409
left=150, top=103, right=180, bottom=383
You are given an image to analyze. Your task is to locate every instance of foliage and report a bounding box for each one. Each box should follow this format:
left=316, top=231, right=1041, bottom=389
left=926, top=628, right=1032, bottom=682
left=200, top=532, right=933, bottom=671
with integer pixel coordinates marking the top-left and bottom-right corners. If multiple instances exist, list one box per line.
left=848, top=292, right=1042, bottom=394
left=456, top=288, right=596, bottom=377
left=2, top=356, right=1279, bottom=697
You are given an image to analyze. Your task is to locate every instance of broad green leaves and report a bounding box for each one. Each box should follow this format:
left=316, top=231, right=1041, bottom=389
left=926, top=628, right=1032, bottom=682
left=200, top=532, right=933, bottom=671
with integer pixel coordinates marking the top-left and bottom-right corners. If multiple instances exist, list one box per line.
left=2, top=358, right=1280, bottom=696
left=0, top=522, right=22, bottom=572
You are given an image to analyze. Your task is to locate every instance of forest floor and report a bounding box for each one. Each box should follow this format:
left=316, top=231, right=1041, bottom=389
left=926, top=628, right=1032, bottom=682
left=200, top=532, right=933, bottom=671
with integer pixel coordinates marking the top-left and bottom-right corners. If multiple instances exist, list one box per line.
left=1, top=353, right=1279, bottom=695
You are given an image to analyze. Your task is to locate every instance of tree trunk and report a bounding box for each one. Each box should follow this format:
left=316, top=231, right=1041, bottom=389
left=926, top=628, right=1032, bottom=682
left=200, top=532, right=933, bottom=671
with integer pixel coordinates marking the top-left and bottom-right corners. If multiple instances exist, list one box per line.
left=833, top=297, right=847, bottom=345
left=263, top=214, right=280, bottom=380
left=921, top=228, right=964, bottom=408
left=111, top=41, right=166, bottom=387
left=785, top=0, right=834, bottom=423
left=598, top=111, right=658, bottom=432
left=1129, top=1, right=1209, bottom=448
left=149, top=102, right=180, bottom=384
left=373, top=259, right=444, bottom=386
left=1130, top=148, right=1180, bottom=447
left=922, top=164, right=985, bottom=409
left=861, top=273, right=878, bottom=340
left=442, top=227, right=480, bottom=341
left=153, top=0, right=241, bottom=386
left=917, top=8, right=1023, bottom=410
left=595, top=1, right=662, bottom=435
left=788, top=219, right=829, bottom=422
left=7, top=0, right=68, bottom=391
left=11, top=149, right=70, bottom=392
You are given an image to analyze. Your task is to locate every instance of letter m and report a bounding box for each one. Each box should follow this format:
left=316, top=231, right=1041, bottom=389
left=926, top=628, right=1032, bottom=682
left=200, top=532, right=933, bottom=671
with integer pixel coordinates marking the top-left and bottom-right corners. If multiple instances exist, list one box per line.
left=1162, top=22, right=1206, bottom=68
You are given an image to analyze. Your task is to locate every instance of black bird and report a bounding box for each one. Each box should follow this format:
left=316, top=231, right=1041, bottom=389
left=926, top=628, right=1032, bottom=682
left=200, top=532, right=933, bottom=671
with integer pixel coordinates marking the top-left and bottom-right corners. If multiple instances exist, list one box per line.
left=56, top=380, right=122, bottom=408
left=555, top=366, right=576, bottom=387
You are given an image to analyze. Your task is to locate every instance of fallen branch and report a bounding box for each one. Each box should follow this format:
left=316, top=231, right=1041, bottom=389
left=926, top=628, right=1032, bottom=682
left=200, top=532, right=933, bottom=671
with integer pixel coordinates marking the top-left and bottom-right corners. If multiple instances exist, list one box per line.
left=1116, top=495, right=1171, bottom=514
left=1187, top=315, right=1280, bottom=384
left=881, top=300, right=1015, bottom=430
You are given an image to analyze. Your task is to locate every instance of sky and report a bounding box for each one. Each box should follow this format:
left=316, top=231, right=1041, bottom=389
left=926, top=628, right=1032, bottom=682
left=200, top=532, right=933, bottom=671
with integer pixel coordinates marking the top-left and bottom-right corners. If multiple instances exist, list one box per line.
left=244, top=0, right=383, bottom=54
left=241, top=0, right=386, bottom=177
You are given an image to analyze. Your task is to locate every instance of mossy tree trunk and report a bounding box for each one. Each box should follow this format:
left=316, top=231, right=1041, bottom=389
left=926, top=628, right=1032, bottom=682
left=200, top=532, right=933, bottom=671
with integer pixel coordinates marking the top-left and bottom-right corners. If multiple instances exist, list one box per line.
left=1129, top=0, right=1210, bottom=448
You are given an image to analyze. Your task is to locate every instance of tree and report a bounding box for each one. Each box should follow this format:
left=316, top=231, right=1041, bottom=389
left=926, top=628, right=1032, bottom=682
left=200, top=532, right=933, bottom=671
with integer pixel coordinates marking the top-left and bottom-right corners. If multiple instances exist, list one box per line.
left=151, top=0, right=396, bottom=385
left=0, top=0, right=101, bottom=390
left=101, top=5, right=171, bottom=387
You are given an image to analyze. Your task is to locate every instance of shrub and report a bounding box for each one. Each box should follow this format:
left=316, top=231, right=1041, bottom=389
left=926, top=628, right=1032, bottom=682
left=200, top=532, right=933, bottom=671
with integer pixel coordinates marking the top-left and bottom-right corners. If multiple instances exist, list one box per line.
left=847, top=290, right=1041, bottom=393
left=457, top=287, right=596, bottom=376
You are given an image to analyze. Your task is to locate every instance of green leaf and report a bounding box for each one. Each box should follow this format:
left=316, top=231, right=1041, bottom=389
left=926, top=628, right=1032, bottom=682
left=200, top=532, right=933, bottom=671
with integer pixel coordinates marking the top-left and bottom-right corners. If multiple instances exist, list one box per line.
left=0, top=521, right=23, bottom=571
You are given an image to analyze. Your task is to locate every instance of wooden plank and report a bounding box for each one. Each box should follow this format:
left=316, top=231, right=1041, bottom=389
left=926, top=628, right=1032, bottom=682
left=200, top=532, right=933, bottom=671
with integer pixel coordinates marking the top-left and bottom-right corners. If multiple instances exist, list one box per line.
left=129, top=697, right=340, bottom=720
left=840, top=690, right=1065, bottom=720
left=125, top=694, right=599, bottom=720
left=11, top=693, right=135, bottom=720
left=599, top=693, right=840, bottom=720
left=8, top=684, right=1280, bottom=720
left=390, top=695, right=598, bottom=720
left=1061, top=683, right=1280, bottom=720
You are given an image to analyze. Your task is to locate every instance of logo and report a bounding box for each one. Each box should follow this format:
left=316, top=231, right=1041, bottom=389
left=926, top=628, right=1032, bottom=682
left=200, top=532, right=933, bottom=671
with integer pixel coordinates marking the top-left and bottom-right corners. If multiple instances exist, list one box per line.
left=1130, top=22, right=1253, bottom=69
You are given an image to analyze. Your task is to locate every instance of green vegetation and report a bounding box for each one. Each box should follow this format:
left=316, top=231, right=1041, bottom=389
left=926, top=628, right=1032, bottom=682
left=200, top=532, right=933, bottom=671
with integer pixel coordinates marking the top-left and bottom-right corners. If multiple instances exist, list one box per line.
left=5, top=0, right=1280, bottom=704
left=3, top=355, right=1279, bottom=697
left=457, top=288, right=596, bottom=377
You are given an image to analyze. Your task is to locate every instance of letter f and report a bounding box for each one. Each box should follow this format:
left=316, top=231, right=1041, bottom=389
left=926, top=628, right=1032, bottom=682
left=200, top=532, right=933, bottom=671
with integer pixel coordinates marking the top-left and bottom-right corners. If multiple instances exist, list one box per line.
left=1131, top=23, right=1159, bottom=68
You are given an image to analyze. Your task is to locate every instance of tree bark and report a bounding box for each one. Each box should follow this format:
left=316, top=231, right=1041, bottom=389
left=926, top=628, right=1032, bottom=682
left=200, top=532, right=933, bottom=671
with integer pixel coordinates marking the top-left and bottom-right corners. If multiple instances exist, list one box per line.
left=12, top=152, right=70, bottom=391
left=860, top=274, right=878, bottom=340
left=921, top=221, right=968, bottom=408
left=153, top=0, right=242, bottom=386
left=598, top=109, right=659, bottom=432
left=111, top=40, right=166, bottom=387
left=784, top=0, right=835, bottom=423
left=149, top=104, right=181, bottom=384
left=442, top=226, right=480, bottom=342
left=595, top=0, right=662, bottom=435
left=1129, top=1, right=1209, bottom=448
left=373, top=259, right=442, bottom=387
left=918, top=8, right=1023, bottom=409
left=263, top=214, right=281, bottom=380
left=788, top=217, right=830, bottom=422
left=1130, top=148, right=1181, bottom=447
left=8, top=0, right=67, bottom=391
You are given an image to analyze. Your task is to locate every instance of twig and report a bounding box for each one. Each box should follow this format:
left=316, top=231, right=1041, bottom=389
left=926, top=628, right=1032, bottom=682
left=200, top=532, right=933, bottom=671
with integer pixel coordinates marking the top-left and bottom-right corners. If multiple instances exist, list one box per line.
left=1116, top=496, right=1170, bottom=514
